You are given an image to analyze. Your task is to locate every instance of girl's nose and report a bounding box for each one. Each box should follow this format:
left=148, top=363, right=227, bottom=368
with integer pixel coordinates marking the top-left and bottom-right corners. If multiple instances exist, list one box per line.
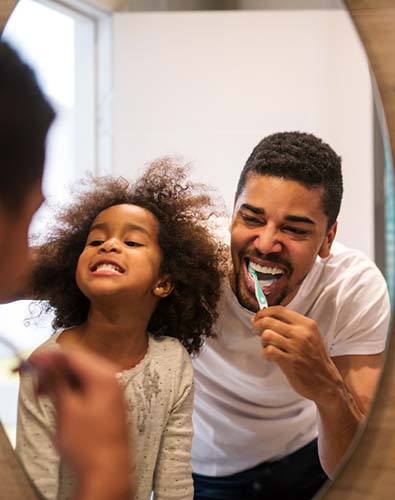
left=99, top=238, right=121, bottom=253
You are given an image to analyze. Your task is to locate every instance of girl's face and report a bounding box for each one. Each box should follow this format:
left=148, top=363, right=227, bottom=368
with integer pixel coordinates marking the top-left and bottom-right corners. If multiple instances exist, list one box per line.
left=76, top=204, right=173, bottom=303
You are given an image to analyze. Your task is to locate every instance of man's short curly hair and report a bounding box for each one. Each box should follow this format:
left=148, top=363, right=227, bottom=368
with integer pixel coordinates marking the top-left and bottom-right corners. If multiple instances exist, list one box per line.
left=31, top=159, right=228, bottom=355
left=235, top=132, right=343, bottom=228
left=0, top=41, right=55, bottom=212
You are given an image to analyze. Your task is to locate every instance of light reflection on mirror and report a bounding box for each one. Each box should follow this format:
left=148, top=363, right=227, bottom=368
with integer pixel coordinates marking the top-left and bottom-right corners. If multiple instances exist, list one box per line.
left=0, top=1, right=394, bottom=500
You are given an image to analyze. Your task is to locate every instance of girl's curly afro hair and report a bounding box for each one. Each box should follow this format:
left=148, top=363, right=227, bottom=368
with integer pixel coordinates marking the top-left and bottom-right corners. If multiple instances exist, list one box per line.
left=31, top=158, right=228, bottom=355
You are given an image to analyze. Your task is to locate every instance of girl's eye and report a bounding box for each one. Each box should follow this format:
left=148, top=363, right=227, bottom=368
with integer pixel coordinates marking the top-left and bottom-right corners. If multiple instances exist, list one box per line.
left=125, top=241, right=142, bottom=247
left=89, top=240, right=103, bottom=246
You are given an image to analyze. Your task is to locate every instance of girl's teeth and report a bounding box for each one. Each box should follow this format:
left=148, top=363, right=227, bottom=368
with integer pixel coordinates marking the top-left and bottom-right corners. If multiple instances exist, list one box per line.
left=96, top=264, right=121, bottom=273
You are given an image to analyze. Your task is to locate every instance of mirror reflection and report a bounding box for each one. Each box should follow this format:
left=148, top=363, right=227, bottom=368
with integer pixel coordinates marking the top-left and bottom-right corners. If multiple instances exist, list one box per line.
left=1, top=1, right=394, bottom=500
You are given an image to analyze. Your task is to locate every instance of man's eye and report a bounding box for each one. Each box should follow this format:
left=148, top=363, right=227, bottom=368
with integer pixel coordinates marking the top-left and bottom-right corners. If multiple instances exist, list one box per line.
left=89, top=240, right=103, bottom=246
left=241, top=214, right=262, bottom=225
left=125, top=241, right=142, bottom=247
left=284, top=227, right=308, bottom=235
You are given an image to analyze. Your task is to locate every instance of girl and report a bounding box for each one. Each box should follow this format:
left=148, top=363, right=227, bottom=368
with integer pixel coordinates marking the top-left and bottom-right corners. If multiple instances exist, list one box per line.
left=16, top=159, right=227, bottom=500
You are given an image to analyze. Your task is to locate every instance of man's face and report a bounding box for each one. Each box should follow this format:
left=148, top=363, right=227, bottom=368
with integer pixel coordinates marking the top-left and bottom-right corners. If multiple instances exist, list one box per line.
left=0, top=179, right=44, bottom=300
left=230, top=174, right=337, bottom=311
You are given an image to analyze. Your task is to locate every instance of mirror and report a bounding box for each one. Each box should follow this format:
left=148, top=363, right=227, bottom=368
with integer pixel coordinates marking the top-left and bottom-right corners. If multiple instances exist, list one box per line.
left=1, top=1, right=394, bottom=499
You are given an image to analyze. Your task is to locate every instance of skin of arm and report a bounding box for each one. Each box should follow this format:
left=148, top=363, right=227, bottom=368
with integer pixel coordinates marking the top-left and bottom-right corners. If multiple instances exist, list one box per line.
left=252, top=306, right=385, bottom=478
left=28, top=348, right=134, bottom=500
left=153, top=350, right=194, bottom=500
left=317, top=352, right=384, bottom=477
left=0, top=247, right=38, bottom=303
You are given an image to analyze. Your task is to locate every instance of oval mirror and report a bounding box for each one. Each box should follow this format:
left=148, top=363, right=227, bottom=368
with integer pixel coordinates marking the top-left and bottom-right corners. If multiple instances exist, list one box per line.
left=0, top=1, right=394, bottom=499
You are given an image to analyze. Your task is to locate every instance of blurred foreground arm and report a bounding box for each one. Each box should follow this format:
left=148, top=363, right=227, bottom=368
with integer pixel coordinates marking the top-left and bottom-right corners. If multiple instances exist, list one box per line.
left=0, top=247, right=38, bottom=303
left=29, top=348, right=134, bottom=500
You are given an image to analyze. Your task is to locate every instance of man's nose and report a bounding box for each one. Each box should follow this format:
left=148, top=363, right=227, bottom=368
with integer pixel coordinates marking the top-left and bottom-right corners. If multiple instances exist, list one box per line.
left=253, top=226, right=282, bottom=254
left=99, top=238, right=121, bottom=253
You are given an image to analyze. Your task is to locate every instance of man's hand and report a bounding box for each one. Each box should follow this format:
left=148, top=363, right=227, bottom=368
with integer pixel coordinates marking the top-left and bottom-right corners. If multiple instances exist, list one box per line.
left=29, top=348, right=134, bottom=500
left=252, top=306, right=344, bottom=405
left=252, top=306, right=384, bottom=477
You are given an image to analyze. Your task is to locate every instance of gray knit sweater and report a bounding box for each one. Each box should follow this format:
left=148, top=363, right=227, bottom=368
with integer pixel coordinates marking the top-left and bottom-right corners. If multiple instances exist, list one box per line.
left=16, top=333, right=194, bottom=500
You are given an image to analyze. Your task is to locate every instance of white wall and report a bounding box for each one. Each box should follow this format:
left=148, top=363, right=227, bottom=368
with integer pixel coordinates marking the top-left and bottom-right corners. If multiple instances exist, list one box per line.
left=112, top=9, right=373, bottom=257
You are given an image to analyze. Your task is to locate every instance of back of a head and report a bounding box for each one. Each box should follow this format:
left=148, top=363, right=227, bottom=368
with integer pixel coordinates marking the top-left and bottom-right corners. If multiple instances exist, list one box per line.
left=235, top=131, right=343, bottom=228
left=0, top=41, right=55, bottom=212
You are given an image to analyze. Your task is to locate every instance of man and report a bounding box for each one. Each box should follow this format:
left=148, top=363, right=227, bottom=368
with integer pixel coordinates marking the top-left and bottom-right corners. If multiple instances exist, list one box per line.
left=0, top=41, right=132, bottom=500
left=192, top=132, right=390, bottom=500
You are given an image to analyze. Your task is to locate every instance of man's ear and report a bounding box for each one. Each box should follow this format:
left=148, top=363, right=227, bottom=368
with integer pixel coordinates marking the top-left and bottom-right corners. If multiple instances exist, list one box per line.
left=318, top=221, right=337, bottom=258
left=153, top=275, right=174, bottom=298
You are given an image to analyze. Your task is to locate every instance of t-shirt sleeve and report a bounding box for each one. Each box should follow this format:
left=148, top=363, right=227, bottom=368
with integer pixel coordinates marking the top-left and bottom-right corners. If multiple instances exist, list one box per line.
left=153, top=348, right=194, bottom=500
left=16, top=369, right=60, bottom=500
left=330, top=260, right=391, bottom=358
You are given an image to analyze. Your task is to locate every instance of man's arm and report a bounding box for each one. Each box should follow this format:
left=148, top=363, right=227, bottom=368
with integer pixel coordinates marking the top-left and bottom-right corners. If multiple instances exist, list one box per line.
left=316, top=352, right=384, bottom=476
left=252, top=307, right=385, bottom=478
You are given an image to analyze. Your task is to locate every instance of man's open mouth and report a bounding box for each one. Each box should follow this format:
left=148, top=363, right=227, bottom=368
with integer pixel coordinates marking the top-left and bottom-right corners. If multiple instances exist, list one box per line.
left=247, top=259, right=286, bottom=290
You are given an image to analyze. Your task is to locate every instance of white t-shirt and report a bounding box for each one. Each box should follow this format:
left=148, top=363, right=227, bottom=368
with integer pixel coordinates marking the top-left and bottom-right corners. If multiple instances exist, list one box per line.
left=191, top=242, right=390, bottom=476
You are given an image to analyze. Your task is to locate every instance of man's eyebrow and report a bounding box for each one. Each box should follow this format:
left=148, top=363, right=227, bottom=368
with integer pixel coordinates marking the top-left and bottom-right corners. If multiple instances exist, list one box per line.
left=240, top=204, right=316, bottom=225
left=89, top=222, right=151, bottom=235
left=284, top=215, right=316, bottom=225
left=239, top=203, right=265, bottom=215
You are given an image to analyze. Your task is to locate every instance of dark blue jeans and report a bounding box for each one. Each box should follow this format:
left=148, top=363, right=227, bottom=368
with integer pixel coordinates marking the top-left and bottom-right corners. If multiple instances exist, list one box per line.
left=193, top=439, right=328, bottom=500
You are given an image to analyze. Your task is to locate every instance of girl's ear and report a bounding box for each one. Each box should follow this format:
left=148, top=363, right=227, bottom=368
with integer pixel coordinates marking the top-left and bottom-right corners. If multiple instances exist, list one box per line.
left=153, top=275, right=174, bottom=298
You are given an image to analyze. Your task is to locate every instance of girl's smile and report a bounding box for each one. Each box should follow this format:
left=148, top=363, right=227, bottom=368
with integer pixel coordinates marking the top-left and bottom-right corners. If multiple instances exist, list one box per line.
left=89, top=259, right=126, bottom=276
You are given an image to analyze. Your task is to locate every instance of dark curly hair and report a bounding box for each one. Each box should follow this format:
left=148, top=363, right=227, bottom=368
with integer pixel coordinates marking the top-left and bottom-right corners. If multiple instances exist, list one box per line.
left=31, top=159, right=228, bottom=354
left=235, top=132, right=343, bottom=228
left=0, top=41, right=55, bottom=212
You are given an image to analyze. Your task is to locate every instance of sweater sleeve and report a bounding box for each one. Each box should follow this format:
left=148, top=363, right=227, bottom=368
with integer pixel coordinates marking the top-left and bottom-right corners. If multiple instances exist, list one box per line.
left=153, top=347, right=194, bottom=500
left=16, top=369, right=60, bottom=500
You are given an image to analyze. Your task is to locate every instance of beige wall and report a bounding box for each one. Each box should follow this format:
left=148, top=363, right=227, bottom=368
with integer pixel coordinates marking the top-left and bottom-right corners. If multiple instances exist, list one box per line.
left=112, top=9, right=374, bottom=257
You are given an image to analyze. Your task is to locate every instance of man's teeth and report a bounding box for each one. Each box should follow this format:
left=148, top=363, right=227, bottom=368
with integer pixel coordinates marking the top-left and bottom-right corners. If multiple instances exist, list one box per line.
left=95, top=263, right=122, bottom=273
left=249, top=261, right=284, bottom=275
left=259, top=278, right=277, bottom=287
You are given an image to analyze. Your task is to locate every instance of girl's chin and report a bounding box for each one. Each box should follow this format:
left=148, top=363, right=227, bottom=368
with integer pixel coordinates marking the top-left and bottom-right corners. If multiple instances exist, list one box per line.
left=85, top=288, right=125, bottom=300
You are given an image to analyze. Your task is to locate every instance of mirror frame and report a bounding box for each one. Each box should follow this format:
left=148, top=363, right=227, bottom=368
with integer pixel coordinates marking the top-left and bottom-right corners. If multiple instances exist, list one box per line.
left=323, top=1, right=395, bottom=497
left=0, top=1, right=394, bottom=498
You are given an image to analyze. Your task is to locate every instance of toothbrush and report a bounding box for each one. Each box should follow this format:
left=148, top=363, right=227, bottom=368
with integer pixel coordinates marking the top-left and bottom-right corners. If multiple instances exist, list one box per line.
left=248, top=263, right=268, bottom=309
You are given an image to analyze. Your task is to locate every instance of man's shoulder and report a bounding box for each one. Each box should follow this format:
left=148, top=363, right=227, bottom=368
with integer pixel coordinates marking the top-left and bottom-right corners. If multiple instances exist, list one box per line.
left=316, top=241, right=389, bottom=317
left=320, top=241, right=383, bottom=282
left=327, top=241, right=373, bottom=263
left=285, top=241, right=388, bottom=318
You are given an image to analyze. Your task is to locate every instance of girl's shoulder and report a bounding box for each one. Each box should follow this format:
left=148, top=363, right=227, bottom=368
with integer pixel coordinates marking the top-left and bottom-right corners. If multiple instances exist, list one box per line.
left=148, top=335, right=192, bottom=372
left=149, top=335, right=188, bottom=356
left=27, top=330, right=63, bottom=360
